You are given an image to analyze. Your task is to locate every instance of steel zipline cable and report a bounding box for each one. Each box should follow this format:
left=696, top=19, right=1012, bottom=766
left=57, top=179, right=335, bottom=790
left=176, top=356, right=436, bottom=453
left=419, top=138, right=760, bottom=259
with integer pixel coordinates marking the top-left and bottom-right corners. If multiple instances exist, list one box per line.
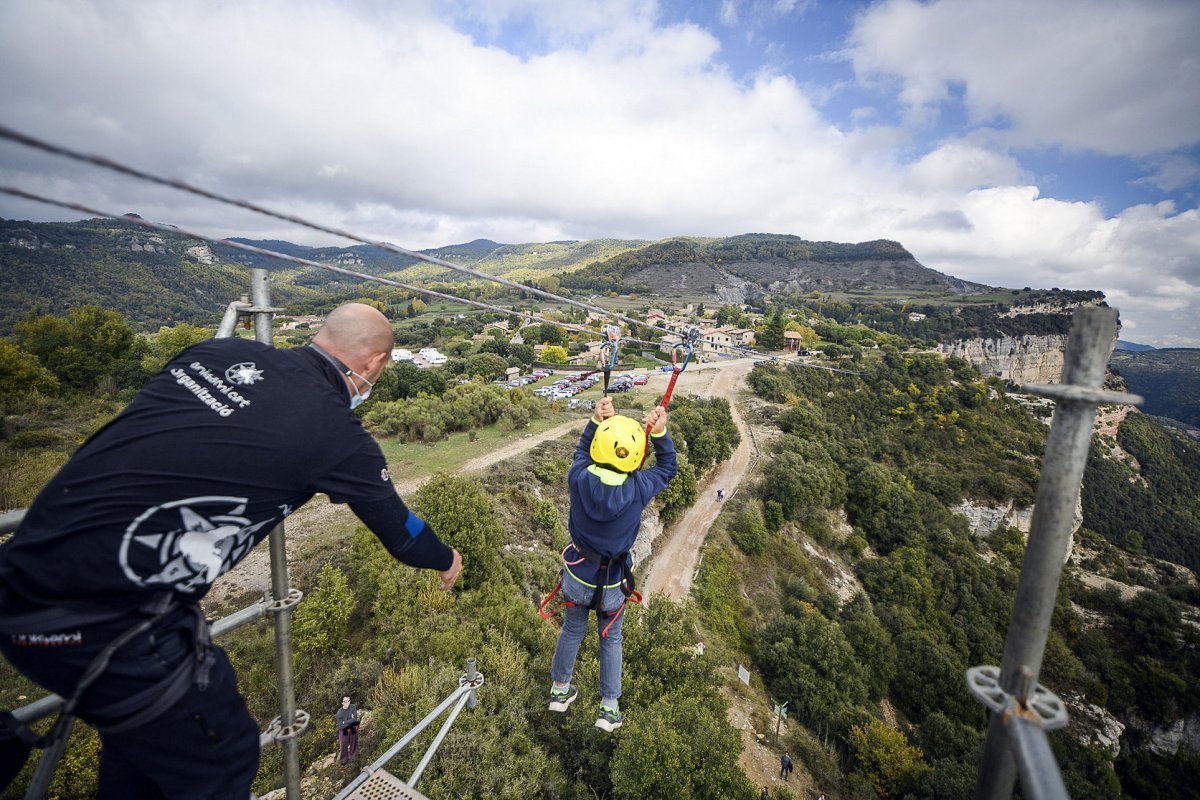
left=0, top=186, right=615, bottom=343
left=0, top=124, right=861, bottom=374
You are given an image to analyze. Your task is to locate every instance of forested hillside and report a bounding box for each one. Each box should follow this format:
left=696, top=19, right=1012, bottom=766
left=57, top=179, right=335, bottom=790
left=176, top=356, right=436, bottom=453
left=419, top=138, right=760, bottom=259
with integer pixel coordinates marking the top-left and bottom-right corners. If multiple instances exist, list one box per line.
left=1110, top=348, right=1200, bottom=426
left=685, top=354, right=1200, bottom=798
left=0, top=218, right=319, bottom=334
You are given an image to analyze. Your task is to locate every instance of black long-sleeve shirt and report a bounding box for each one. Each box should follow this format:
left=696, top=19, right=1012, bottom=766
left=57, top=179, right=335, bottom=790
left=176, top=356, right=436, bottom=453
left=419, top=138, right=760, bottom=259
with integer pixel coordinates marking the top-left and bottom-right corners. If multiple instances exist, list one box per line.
left=0, top=338, right=451, bottom=616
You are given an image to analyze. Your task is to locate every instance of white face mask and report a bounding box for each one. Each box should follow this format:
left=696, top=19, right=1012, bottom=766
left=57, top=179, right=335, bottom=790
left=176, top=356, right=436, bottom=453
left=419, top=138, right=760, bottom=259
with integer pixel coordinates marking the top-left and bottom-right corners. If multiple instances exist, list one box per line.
left=309, top=343, right=376, bottom=409
left=348, top=370, right=374, bottom=410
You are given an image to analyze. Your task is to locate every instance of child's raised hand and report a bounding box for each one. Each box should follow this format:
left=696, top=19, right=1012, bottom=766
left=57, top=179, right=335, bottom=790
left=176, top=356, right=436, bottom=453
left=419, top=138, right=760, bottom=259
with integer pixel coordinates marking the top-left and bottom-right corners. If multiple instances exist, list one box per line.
left=645, top=407, right=667, bottom=435
left=594, top=397, right=615, bottom=421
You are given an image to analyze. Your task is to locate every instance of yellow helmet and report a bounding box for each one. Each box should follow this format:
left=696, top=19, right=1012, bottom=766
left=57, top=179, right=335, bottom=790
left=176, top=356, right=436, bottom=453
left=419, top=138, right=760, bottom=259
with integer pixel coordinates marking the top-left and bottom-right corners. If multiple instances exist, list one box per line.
left=590, top=415, right=646, bottom=473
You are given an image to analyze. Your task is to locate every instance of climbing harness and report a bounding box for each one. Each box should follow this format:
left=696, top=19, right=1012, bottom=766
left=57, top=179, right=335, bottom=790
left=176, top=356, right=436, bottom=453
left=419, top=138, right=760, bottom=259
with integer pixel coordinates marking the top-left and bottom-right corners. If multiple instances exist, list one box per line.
left=639, top=325, right=699, bottom=468
left=538, top=544, right=642, bottom=638
left=0, top=596, right=214, bottom=794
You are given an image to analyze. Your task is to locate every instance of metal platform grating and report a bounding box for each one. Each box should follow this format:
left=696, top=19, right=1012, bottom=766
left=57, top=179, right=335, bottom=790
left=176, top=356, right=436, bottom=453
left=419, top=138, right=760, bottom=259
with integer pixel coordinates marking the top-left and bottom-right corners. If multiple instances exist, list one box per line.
left=344, top=769, right=431, bottom=800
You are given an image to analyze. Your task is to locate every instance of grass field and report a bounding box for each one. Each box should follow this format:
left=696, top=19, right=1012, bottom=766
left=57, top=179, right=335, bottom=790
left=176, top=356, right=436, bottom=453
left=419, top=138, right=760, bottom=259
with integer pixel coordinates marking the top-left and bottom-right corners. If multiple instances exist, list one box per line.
left=376, top=410, right=580, bottom=481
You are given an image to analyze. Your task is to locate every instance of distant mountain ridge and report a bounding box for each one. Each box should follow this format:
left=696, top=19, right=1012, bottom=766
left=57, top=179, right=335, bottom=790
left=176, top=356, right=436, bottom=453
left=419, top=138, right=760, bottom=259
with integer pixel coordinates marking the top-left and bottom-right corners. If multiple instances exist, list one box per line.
left=4, top=217, right=1019, bottom=337
left=560, top=232, right=991, bottom=301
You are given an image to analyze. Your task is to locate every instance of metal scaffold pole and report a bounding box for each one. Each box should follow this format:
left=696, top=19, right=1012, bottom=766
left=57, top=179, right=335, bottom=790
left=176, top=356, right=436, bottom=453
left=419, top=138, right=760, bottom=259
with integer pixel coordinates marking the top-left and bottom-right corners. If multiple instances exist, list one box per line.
left=250, top=269, right=306, bottom=799
left=972, top=305, right=1139, bottom=800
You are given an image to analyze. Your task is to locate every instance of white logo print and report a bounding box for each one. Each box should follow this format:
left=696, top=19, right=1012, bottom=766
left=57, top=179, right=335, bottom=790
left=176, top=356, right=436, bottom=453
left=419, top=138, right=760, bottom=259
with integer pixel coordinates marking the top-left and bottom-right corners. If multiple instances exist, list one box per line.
left=119, top=496, right=274, bottom=592
left=225, top=362, right=264, bottom=386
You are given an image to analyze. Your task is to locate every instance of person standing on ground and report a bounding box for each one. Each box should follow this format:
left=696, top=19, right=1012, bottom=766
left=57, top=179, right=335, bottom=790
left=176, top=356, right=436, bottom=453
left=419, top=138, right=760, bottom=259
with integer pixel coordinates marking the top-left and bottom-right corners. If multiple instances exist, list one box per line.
left=780, top=751, right=794, bottom=781
left=547, top=397, right=677, bottom=732
left=0, top=303, right=462, bottom=799
left=336, top=696, right=359, bottom=765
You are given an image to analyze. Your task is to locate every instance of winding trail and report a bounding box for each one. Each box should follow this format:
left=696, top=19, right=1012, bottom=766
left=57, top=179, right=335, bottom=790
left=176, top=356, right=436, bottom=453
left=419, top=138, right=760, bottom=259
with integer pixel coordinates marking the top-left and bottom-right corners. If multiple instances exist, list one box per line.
left=641, top=358, right=759, bottom=600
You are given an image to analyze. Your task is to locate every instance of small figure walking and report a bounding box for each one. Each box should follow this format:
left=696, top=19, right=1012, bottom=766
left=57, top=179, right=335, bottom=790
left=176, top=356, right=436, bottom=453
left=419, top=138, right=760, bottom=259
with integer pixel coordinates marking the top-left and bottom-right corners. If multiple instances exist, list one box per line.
left=759, top=786, right=770, bottom=799
left=337, top=696, right=359, bottom=765
left=716, top=488, right=725, bottom=501
left=779, top=751, right=793, bottom=781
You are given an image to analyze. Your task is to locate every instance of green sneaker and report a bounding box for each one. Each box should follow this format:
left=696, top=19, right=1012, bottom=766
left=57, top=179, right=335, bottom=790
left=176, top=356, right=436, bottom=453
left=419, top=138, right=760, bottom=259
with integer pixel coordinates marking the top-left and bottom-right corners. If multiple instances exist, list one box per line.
left=548, top=684, right=578, bottom=712
left=594, top=705, right=624, bottom=732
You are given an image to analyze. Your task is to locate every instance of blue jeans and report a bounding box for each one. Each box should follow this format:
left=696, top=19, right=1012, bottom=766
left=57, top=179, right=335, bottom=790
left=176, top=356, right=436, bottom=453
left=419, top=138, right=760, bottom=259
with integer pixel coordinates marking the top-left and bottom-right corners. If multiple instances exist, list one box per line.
left=0, top=606, right=260, bottom=800
left=550, top=570, right=627, bottom=705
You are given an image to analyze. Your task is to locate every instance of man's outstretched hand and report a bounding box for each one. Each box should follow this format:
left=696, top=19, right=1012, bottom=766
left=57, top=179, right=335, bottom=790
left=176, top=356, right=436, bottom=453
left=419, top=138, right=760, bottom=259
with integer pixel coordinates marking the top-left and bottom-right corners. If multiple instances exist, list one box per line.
left=439, top=549, right=463, bottom=590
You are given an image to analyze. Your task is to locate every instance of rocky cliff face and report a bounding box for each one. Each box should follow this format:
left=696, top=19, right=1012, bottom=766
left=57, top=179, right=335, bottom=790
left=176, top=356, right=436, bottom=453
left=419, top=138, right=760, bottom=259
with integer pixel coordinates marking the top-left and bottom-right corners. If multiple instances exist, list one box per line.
left=631, top=512, right=665, bottom=568
left=937, top=334, right=1070, bottom=384
left=953, top=496, right=1083, bottom=563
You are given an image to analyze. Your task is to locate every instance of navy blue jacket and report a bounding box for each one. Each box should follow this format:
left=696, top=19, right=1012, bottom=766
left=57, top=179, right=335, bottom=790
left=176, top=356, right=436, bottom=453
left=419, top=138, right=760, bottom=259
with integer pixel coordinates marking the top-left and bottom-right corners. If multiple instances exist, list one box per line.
left=565, top=419, right=677, bottom=588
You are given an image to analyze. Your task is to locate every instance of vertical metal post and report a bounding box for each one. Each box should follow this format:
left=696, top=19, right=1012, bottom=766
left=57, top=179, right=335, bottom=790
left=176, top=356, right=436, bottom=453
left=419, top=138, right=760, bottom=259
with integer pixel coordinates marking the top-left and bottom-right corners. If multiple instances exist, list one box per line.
left=251, top=269, right=302, bottom=800
left=974, top=306, right=1119, bottom=800
left=465, top=657, right=479, bottom=710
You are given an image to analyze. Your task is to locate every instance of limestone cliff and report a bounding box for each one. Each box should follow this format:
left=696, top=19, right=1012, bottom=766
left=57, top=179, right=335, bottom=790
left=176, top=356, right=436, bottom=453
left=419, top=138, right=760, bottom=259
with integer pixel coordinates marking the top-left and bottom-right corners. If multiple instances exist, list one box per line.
left=936, top=334, right=1070, bottom=384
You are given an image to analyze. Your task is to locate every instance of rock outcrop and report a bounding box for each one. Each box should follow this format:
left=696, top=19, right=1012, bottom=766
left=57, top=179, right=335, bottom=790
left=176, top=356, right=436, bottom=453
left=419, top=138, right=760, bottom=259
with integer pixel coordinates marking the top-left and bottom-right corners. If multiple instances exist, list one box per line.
left=953, top=496, right=1083, bottom=563
left=632, top=512, right=665, bottom=567
left=937, top=334, right=1070, bottom=384
left=1065, top=695, right=1125, bottom=757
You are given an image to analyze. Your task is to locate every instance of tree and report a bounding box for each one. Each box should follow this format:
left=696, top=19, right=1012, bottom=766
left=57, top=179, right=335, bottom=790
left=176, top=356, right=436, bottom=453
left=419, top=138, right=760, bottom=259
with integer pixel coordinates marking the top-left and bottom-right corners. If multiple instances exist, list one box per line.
left=0, top=337, right=59, bottom=406
left=15, top=305, right=136, bottom=391
left=140, top=322, right=213, bottom=375
left=292, top=562, right=355, bottom=659
left=529, top=322, right=565, bottom=346
left=611, top=693, right=754, bottom=800
left=507, top=343, right=536, bottom=366
left=758, top=308, right=787, bottom=351
left=465, top=352, right=508, bottom=380
left=657, top=451, right=697, bottom=523
left=540, top=345, right=568, bottom=364
left=411, top=473, right=498, bottom=589
left=848, top=719, right=928, bottom=798
left=731, top=503, right=768, bottom=555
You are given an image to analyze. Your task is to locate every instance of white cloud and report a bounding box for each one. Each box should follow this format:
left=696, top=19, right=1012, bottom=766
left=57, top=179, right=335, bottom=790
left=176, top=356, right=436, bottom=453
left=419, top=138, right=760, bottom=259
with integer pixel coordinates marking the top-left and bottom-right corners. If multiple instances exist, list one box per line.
left=0, top=0, right=1196, bottom=347
left=848, top=0, right=1200, bottom=156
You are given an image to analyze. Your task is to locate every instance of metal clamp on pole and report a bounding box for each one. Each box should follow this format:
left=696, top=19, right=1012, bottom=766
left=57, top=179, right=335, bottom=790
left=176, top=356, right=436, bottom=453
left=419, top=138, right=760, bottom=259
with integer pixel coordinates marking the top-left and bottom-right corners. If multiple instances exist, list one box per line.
left=265, top=708, right=312, bottom=743
left=265, top=587, right=305, bottom=615
left=968, top=666, right=1069, bottom=800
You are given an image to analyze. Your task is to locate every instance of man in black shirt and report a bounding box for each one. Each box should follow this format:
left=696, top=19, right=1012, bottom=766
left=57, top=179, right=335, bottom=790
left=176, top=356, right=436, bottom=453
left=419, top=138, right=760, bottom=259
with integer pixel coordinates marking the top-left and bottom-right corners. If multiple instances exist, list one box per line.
left=0, top=303, right=461, bottom=799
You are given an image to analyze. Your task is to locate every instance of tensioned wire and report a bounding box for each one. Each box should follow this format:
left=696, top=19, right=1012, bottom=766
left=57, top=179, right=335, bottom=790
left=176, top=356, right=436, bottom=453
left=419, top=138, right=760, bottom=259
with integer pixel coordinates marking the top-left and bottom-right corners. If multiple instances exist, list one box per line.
left=0, top=124, right=860, bottom=374
left=0, top=186, right=622, bottom=344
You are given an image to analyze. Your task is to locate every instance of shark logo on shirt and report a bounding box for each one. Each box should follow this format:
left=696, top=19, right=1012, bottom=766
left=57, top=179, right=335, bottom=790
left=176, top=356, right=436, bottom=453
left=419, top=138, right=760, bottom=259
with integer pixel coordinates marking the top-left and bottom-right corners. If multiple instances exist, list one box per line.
left=119, top=496, right=274, bottom=593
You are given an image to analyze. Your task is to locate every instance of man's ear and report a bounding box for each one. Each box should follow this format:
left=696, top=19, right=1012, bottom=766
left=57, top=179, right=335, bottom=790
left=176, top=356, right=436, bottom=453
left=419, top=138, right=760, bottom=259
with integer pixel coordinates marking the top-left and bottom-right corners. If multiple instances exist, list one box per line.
left=366, top=350, right=390, bottom=377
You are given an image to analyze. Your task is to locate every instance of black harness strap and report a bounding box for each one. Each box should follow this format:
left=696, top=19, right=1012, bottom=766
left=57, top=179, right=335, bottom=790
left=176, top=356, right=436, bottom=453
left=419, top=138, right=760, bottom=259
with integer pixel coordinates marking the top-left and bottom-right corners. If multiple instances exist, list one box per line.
left=568, top=541, right=637, bottom=606
left=0, top=596, right=215, bottom=787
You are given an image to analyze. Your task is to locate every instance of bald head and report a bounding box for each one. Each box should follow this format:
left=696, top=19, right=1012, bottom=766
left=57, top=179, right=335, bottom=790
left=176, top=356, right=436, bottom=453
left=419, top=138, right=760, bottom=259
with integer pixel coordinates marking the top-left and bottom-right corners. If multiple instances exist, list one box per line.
left=313, top=303, right=394, bottom=367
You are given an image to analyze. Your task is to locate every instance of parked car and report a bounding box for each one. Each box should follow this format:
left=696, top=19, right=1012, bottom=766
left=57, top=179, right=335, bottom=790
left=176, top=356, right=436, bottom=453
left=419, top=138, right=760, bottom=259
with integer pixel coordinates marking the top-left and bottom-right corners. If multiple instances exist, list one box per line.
left=632, top=375, right=648, bottom=385
left=661, top=365, right=675, bottom=372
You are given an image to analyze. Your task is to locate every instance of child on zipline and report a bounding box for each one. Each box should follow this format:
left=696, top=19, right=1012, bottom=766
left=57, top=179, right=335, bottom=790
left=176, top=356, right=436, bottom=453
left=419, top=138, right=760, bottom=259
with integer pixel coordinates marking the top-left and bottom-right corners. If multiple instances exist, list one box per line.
left=548, top=396, right=677, bottom=731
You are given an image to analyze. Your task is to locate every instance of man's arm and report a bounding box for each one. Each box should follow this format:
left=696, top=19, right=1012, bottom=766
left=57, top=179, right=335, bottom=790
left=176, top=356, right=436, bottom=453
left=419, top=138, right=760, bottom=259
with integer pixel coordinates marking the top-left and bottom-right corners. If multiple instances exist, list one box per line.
left=349, top=494, right=462, bottom=590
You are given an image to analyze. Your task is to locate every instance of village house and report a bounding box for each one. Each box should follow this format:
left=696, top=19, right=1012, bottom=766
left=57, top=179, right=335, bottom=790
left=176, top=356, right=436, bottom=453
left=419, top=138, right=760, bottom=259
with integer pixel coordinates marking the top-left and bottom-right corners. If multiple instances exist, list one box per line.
left=276, top=314, right=323, bottom=330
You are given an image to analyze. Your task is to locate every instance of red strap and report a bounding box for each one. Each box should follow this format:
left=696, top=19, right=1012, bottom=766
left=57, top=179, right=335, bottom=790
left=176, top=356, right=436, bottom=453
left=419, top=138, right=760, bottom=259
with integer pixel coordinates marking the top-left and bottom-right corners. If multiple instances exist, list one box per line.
left=538, top=580, right=563, bottom=619
left=599, top=591, right=642, bottom=638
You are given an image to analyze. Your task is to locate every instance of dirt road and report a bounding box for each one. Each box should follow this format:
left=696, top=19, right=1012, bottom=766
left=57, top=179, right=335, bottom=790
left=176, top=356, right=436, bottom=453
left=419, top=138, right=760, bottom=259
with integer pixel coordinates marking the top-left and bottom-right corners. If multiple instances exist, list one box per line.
left=641, top=358, right=759, bottom=600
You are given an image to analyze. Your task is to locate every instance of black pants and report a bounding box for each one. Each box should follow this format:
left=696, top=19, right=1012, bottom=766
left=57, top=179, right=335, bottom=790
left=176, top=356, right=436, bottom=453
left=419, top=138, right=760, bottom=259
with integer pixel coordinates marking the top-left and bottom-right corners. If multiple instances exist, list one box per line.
left=0, top=608, right=259, bottom=799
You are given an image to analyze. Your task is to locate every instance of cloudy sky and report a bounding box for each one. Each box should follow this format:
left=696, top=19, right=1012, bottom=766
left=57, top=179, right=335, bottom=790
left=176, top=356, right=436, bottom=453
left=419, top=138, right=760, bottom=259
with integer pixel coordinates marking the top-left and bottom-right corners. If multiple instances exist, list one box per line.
left=1, top=0, right=1197, bottom=346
